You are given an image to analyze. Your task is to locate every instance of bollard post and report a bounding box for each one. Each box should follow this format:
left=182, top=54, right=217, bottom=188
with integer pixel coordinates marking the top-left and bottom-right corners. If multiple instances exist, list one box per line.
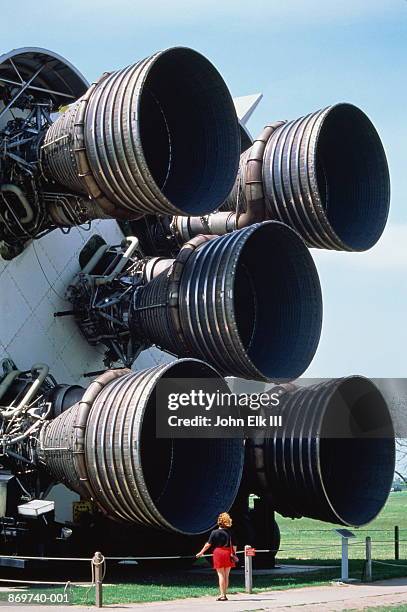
left=92, top=551, right=104, bottom=608
left=341, top=536, right=349, bottom=582
left=333, top=530, right=355, bottom=583
left=395, top=526, right=400, bottom=561
left=244, top=545, right=253, bottom=594
left=365, top=537, right=372, bottom=582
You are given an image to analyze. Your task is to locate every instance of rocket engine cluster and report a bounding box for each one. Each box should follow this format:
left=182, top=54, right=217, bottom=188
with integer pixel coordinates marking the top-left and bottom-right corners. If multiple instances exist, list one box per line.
left=0, top=45, right=395, bottom=560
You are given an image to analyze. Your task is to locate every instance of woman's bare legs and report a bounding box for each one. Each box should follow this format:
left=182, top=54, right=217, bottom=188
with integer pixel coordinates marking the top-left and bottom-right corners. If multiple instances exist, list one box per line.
left=225, top=567, right=231, bottom=592
left=216, top=568, right=227, bottom=598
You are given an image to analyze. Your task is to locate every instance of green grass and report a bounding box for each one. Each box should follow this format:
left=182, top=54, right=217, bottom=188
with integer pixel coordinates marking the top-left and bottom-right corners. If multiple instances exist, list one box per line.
left=1, top=560, right=407, bottom=606
left=1, top=491, right=406, bottom=605
left=90, top=561, right=406, bottom=605
left=347, top=607, right=407, bottom=611
left=276, top=490, right=407, bottom=561
left=368, top=608, right=407, bottom=611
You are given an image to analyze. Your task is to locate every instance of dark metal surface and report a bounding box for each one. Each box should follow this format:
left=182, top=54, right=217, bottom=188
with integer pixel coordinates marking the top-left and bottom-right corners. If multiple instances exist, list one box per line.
left=131, top=222, right=322, bottom=381
left=39, top=360, right=244, bottom=534
left=45, top=384, right=85, bottom=418
left=249, top=377, right=395, bottom=526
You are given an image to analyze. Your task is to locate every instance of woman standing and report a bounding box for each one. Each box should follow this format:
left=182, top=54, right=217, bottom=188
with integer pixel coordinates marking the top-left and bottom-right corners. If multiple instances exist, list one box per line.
left=196, top=512, right=238, bottom=601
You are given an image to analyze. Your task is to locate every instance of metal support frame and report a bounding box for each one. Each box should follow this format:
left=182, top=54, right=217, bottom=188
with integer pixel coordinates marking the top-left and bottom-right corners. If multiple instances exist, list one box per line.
left=0, top=65, right=45, bottom=121
left=0, top=48, right=88, bottom=258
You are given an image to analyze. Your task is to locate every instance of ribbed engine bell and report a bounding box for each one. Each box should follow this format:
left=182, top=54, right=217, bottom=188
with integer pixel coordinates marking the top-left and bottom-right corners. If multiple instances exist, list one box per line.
left=42, top=47, right=240, bottom=220
left=39, top=359, right=245, bottom=535
left=131, top=221, right=323, bottom=382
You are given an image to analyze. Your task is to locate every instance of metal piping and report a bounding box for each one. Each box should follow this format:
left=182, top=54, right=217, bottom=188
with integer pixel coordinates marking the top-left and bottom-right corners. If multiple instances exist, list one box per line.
left=80, top=243, right=110, bottom=275
left=39, top=368, right=130, bottom=498
left=230, top=122, right=286, bottom=228
left=1, top=364, right=49, bottom=420
left=46, top=193, right=113, bottom=227
left=171, top=212, right=236, bottom=244
left=171, top=122, right=285, bottom=243
left=72, top=368, right=129, bottom=499
left=0, top=185, right=34, bottom=224
left=0, top=369, right=22, bottom=402
left=143, top=257, right=177, bottom=282
left=94, top=237, right=139, bottom=286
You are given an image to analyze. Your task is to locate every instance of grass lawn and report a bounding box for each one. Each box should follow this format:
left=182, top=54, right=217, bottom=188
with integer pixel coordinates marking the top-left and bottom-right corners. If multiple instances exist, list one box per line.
left=0, top=492, right=405, bottom=605
left=1, top=560, right=407, bottom=606
left=347, top=608, right=407, bottom=611
left=78, top=560, right=407, bottom=605
left=276, top=490, right=407, bottom=561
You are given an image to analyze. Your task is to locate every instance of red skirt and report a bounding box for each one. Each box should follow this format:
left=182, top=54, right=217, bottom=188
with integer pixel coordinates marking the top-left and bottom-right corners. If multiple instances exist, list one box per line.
left=212, top=546, right=236, bottom=569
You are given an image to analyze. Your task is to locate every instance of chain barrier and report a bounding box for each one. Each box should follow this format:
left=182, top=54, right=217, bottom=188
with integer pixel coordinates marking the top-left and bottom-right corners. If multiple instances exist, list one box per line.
left=372, top=560, right=407, bottom=568
left=0, top=542, right=404, bottom=564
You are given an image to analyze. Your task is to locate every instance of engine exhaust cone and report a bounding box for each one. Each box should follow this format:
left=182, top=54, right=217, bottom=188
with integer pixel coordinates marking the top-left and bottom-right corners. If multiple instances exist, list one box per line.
left=43, top=47, right=240, bottom=219
left=131, top=221, right=322, bottom=381
left=39, top=359, right=244, bottom=535
left=249, top=376, right=395, bottom=526
left=262, top=103, right=390, bottom=250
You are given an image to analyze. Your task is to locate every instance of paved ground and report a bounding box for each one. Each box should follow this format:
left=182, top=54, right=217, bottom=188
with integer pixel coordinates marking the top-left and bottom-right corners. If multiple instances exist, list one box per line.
left=1, top=577, right=407, bottom=611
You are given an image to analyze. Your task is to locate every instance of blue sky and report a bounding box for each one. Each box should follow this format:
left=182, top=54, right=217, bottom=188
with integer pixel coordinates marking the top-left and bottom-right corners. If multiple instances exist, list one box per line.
left=2, top=0, right=406, bottom=377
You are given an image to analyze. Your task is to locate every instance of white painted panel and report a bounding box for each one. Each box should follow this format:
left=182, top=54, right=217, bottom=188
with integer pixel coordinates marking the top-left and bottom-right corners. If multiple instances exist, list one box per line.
left=0, top=220, right=173, bottom=386
left=44, top=484, right=79, bottom=524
